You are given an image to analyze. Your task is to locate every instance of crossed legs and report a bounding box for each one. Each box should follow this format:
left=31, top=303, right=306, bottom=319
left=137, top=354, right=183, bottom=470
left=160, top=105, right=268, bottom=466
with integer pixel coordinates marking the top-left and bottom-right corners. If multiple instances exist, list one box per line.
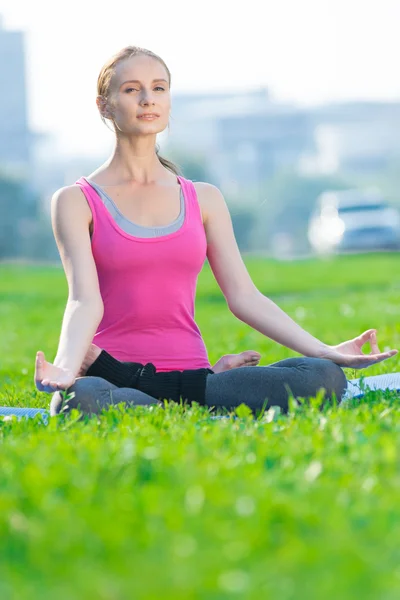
left=50, top=356, right=347, bottom=416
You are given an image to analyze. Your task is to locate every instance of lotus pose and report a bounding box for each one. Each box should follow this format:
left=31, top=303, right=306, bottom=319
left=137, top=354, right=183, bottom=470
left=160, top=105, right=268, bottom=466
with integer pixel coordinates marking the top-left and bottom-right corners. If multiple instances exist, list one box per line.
left=34, top=45, right=397, bottom=416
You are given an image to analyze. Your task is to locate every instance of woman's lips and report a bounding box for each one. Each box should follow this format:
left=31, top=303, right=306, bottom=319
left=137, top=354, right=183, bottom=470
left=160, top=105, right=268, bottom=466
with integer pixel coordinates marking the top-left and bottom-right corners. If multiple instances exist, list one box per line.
left=137, top=114, right=159, bottom=120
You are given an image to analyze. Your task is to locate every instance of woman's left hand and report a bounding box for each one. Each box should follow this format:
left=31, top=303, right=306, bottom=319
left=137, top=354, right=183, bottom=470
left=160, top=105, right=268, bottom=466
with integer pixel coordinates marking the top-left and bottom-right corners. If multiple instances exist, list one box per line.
left=320, top=329, right=398, bottom=369
left=34, top=351, right=76, bottom=393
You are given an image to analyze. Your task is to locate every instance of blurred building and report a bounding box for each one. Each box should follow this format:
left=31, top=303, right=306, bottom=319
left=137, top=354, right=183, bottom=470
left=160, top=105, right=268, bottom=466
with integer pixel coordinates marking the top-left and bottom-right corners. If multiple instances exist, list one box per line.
left=300, top=102, right=400, bottom=176
left=0, top=16, right=34, bottom=177
left=167, top=90, right=400, bottom=201
left=167, top=88, right=314, bottom=200
left=215, top=107, right=313, bottom=196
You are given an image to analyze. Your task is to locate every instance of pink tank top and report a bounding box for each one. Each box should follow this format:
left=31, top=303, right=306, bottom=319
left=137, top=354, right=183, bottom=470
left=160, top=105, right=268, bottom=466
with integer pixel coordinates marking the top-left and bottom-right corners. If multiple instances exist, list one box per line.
left=75, top=176, right=211, bottom=372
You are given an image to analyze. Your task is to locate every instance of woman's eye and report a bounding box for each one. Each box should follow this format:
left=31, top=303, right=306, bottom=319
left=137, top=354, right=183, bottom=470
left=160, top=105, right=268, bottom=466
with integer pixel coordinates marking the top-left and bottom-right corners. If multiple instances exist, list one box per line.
left=124, top=86, right=166, bottom=93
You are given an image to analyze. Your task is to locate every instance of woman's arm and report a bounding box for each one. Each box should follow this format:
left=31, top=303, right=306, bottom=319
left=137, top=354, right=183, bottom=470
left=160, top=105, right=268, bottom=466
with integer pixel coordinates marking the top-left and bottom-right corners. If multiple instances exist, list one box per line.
left=196, top=183, right=397, bottom=368
left=37, top=185, right=104, bottom=387
left=197, top=182, right=327, bottom=357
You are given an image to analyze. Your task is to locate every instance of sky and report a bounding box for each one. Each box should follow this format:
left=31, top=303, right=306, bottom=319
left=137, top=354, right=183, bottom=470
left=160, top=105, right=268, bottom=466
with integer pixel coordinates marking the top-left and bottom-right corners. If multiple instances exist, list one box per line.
left=1, top=0, right=399, bottom=158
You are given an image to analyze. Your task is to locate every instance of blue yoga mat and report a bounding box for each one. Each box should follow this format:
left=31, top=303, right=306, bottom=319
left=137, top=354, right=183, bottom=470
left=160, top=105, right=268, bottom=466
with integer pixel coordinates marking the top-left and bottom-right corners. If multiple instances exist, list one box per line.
left=0, top=407, right=49, bottom=424
left=1, top=374, right=400, bottom=423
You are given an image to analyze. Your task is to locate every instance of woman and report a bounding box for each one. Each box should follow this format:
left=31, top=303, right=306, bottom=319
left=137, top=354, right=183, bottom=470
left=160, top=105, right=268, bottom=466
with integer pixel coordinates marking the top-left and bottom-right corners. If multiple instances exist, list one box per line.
left=34, top=46, right=397, bottom=416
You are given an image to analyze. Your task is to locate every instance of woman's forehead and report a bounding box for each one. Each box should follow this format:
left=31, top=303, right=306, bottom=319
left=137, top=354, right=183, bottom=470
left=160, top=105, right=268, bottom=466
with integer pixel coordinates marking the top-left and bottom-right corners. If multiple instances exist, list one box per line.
left=113, top=55, right=168, bottom=84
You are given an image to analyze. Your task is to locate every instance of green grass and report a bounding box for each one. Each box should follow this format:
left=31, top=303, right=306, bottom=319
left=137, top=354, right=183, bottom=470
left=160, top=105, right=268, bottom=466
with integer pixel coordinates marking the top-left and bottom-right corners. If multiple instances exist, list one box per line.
left=1, top=253, right=400, bottom=599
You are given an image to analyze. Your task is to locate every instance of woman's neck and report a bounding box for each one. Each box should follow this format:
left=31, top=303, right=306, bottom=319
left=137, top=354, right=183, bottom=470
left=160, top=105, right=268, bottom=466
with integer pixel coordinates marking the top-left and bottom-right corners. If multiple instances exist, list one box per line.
left=94, top=135, right=169, bottom=186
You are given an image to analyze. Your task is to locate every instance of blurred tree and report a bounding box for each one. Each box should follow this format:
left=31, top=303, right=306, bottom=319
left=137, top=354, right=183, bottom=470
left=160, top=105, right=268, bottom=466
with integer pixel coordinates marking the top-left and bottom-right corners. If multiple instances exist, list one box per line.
left=165, top=149, right=213, bottom=183
left=179, top=156, right=210, bottom=182
left=0, top=173, right=38, bottom=259
left=230, top=209, right=256, bottom=251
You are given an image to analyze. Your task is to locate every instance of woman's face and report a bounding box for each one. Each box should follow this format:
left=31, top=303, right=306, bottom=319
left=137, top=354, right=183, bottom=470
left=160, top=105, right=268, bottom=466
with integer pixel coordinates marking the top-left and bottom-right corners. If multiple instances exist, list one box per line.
left=106, top=54, right=171, bottom=136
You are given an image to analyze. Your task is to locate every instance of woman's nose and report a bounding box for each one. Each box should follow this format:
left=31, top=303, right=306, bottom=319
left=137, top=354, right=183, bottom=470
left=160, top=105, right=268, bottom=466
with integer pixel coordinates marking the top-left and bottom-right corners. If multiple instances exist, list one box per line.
left=140, top=90, right=155, bottom=105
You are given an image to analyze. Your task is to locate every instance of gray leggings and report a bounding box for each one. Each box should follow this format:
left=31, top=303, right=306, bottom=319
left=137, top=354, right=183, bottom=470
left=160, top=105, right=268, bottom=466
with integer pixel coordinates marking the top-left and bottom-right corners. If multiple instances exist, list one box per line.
left=50, top=357, right=347, bottom=416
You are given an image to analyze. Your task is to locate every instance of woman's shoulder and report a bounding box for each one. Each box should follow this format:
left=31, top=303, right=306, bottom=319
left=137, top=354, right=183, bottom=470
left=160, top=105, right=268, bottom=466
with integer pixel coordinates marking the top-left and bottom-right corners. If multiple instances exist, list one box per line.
left=192, top=181, right=226, bottom=208
left=192, top=181, right=224, bottom=200
left=51, top=184, right=92, bottom=219
left=52, top=183, right=85, bottom=201
left=190, top=181, right=227, bottom=224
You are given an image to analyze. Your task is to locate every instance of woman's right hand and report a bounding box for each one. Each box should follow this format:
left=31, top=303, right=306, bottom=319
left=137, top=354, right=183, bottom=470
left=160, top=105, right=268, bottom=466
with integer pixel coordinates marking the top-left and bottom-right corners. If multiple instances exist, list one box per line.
left=319, top=330, right=398, bottom=369
left=34, top=351, right=76, bottom=393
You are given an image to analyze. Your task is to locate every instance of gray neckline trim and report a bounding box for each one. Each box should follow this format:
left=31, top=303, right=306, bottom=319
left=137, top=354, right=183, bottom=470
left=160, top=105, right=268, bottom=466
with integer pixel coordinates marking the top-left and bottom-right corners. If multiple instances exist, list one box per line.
left=85, top=179, right=185, bottom=238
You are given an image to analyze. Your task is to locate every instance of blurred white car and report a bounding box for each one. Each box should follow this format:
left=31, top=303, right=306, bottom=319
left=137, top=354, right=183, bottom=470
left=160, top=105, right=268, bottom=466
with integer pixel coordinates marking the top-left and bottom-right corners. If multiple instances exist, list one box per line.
left=308, top=189, right=400, bottom=255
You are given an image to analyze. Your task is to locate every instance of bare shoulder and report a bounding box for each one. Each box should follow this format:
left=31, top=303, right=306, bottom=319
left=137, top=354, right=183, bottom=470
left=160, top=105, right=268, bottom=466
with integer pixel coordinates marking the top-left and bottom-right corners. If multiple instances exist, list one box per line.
left=52, top=184, right=88, bottom=204
left=193, top=181, right=224, bottom=202
left=51, top=184, right=92, bottom=221
left=193, top=182, right=226, bottom=222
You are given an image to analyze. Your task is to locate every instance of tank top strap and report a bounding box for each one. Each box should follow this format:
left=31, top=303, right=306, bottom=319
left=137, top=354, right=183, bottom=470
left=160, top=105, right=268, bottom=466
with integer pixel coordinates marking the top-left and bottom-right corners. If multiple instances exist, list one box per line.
left=75, top=176, right=106, bottom=217
left=75, top=176, right=114, bottom=238
left=177, top=176, right=203, bottom=227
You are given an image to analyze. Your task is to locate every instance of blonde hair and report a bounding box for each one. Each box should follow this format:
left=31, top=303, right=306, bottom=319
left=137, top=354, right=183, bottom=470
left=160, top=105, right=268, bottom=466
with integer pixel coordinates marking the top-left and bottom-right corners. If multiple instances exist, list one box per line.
left=97, top=46, right=180, bottom=176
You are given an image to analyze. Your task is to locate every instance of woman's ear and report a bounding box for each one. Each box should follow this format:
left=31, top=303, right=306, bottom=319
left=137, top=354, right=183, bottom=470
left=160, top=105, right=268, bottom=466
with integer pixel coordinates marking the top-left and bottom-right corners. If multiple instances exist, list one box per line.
left=96, top=95, right=112, bottom=119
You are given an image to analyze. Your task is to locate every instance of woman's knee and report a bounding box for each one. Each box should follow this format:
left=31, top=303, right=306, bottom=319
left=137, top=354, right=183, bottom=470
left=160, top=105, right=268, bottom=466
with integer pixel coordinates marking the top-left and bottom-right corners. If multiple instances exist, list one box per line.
left=312, top=358, right=347, bottom=399
left=50, top=377, right=116, bottom=416
left=271, top=356, right=347, bottom=400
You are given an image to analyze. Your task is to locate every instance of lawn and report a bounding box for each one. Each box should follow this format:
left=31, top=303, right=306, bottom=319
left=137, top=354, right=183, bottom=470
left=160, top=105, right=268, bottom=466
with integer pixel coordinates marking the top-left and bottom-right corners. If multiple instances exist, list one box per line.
left=1, top=253, right=400, bottom=599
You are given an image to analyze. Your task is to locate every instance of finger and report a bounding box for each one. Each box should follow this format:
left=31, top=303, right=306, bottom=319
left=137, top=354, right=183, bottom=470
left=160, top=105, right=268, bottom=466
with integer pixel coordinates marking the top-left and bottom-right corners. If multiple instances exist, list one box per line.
left=41, top=382, right=59, bottom=392
left=359, top=350, right=398, bottom=365
left=35, top=351, right=45, bottom=379
left=36, top=351, right=46, bottom=364
left=41, top=379, right=62, bottom=390
left=357, top=329, right=376, bottom=343
left=370, top=331, right=381, bottom=355
left=49, top=381, right=65, bottom=390
left=368, top=350, right=397, bottom=360
left=51, top=380, right=71, bottom=390
left=340, top=349, right=398, bottom=368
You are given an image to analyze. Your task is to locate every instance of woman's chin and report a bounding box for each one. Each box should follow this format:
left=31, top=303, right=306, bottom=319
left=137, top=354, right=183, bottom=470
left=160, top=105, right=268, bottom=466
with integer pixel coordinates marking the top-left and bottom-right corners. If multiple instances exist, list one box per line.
left=127, top=122, right=167, bottom=136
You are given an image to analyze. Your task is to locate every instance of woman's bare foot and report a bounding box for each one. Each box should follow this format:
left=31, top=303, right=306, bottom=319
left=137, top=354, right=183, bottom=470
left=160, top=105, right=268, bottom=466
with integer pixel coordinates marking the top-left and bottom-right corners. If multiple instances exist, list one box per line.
left=77, top=344, right=102, bottom=377
left=77, top=345, right=260, bottom=377
left=212, top=351, right=261, bottom=373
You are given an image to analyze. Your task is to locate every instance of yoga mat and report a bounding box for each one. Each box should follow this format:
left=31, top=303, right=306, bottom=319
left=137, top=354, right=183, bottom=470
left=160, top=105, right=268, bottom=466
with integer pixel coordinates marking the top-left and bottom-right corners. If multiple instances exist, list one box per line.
left=342, top=372, right=400, bottom=401
left=0, top=407, right=49, bottom=424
